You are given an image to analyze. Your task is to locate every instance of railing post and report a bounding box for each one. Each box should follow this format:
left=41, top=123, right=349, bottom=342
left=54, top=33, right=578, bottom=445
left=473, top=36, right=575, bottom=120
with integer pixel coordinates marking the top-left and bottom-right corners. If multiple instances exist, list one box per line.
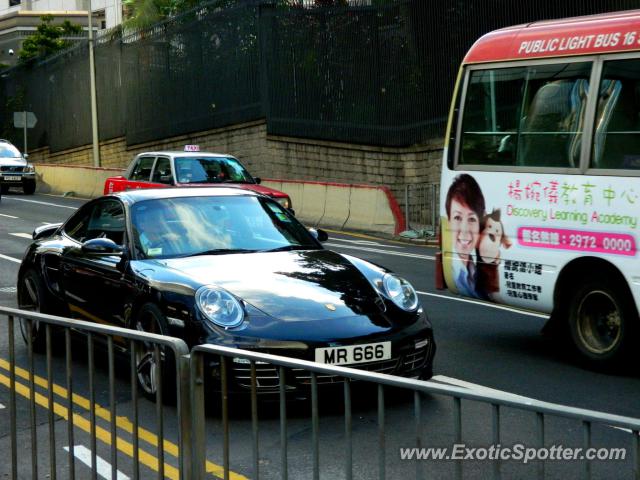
left=8, top=315, right=17, bottom=480
left=178, top=352, right=192, bottom=480
left=190, top=350, right=206, bottom=480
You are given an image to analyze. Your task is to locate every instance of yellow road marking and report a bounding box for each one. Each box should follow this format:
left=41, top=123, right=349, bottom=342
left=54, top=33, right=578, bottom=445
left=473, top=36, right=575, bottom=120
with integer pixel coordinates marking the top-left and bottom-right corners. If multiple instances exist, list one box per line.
left=0, top=371, right=180, bottom=479
left=0, top=358, right=248, bottom=480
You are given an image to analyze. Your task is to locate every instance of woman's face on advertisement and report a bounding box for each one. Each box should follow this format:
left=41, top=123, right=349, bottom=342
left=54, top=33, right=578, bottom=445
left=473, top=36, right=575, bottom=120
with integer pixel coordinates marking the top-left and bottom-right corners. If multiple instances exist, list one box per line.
left=449, top=198, right=480, bottom=259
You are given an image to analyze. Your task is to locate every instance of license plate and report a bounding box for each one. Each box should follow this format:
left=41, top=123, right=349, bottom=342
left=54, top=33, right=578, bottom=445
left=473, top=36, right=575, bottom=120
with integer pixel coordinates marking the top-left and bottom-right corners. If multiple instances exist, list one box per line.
left=315, top=341, right=391, bottom=365
left=3, top=176, right=21, bottom=181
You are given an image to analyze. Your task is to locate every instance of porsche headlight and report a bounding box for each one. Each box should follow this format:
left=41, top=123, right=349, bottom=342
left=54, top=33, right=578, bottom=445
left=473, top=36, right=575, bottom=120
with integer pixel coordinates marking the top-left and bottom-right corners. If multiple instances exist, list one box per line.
left=276, top=196, right=292, bottom=209
left=382, top=274, right=419, bottom=311
left=25, top=164, right=35, bottom=173
left=196, top=285, right=244, bottom=328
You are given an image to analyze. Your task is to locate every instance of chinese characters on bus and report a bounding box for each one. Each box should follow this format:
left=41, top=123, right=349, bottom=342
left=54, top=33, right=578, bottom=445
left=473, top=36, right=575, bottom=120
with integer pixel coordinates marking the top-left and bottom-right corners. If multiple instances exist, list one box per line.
left=503, top=260, right=543, bottom=301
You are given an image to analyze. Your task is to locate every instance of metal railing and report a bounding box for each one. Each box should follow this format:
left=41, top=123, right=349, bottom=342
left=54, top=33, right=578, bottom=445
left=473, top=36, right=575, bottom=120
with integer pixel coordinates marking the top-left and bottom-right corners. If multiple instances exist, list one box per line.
left=402, top=183, right=440, bottom=239
left=191, top=344, right=640, bottom=480
left=2, top=304, right=640, bottom=479
left=0, top=306, right=191, bottom=480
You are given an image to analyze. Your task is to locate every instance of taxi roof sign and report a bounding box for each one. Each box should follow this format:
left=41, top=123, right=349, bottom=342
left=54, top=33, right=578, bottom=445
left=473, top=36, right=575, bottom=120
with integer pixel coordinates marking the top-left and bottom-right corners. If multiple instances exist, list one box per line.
left=184, top=145, right=200, bottom=152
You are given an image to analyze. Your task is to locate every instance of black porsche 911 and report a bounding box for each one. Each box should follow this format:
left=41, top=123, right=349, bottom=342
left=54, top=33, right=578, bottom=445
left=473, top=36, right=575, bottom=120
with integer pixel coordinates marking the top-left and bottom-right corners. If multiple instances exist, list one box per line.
left=17, top=187, right=435, bottom=396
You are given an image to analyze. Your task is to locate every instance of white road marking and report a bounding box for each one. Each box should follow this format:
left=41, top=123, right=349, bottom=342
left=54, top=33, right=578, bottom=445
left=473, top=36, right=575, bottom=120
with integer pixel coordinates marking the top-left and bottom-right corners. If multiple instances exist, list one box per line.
left=431, top=375, right=639, bottom=435
left=0, top=403, right=5, bottom=409
left=9, top=233, right=32, bottom=239
left=431, top=375, right=535, bottom=401
left=0, top=254, right=20, bottom=264
left=0, top=213, right=18, bottom=219
left=330, top=238, right=404, bottom=248
left=3, top=197, right=78, bottom=210
left=327, top=243, right=435, bottom=260
left=417, top=291, right=549, bottom=319
left=610, top=426, right=640, bottom=435
left=63, top=446, right=130, bottom=480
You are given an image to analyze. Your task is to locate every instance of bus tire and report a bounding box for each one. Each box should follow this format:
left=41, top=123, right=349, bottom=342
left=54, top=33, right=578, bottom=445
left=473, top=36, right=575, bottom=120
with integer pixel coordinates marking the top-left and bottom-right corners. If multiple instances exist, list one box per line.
left=567, top=276, right=636, bottom=368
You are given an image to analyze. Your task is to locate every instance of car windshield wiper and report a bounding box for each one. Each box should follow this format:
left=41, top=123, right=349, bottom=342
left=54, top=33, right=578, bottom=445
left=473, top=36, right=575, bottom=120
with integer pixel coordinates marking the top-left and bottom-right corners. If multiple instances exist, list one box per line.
left=260, top=245, right=318, bottom=253
left=185, top=248, right=258, bottom=257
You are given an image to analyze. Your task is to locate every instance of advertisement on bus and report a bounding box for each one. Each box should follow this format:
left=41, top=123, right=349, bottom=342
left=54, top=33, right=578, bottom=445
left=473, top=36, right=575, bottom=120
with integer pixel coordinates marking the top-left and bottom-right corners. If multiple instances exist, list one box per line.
left=440, top=170, right=638, bottom=311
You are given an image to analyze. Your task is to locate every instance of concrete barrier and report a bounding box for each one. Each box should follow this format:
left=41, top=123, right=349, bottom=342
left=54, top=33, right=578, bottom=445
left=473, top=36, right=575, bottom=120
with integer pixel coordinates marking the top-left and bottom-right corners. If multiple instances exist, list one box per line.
left=33, top=165, right=406, bottom=235
left=36, top=164, right=124, bottom=198
left=264, top=179, right=405, bottom=235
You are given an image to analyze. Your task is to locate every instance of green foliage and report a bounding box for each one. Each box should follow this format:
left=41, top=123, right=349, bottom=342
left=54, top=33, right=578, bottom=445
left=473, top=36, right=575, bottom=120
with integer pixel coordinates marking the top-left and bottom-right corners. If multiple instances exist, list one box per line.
left=122, top=0, right=200, bottom=31
left=1, top=87, right=25, bottom=140
left=18, top=15, right=82, bottom=62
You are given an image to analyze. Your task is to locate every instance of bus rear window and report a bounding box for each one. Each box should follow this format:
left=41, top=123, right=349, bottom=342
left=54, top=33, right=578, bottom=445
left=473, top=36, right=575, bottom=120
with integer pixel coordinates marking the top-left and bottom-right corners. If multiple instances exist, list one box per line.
left=459, top=62, right=592, bottom=169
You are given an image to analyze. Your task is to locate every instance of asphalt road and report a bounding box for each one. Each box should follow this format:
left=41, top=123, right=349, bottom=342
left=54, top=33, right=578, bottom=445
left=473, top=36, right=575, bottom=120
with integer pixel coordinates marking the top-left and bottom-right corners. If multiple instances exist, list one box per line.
left=0, top=191, right=638, bottom=479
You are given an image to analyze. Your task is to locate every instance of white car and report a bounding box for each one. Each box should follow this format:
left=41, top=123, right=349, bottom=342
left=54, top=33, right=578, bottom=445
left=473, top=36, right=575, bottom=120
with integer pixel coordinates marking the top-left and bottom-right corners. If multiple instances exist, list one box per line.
left=0, top=140, right=36, bottom=195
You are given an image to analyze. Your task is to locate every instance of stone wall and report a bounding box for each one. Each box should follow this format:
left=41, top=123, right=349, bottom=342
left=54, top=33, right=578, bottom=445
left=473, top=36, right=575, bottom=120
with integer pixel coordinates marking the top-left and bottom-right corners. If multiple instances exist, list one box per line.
left=27, top=119, right=444, bottom=215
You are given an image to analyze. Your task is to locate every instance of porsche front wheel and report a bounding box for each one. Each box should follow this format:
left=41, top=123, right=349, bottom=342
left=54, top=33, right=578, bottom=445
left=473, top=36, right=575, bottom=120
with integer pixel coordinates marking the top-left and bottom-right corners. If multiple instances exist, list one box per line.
left=133, top=303, right=176, bottom=402
left=17, top=270, right=48, bottom=353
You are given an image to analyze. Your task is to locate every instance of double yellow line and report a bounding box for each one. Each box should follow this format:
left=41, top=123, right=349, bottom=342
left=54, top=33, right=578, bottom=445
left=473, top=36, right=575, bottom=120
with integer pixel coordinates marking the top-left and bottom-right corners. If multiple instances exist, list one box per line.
left=0, top=358, right=248, bottom=480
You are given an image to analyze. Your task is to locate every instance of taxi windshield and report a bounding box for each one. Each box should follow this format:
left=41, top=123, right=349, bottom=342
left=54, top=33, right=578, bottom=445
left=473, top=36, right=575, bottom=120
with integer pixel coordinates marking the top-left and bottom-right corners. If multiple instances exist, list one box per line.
left=174, top=156, right=253, bottom=184
left=131, top=195, right=319, bottom=259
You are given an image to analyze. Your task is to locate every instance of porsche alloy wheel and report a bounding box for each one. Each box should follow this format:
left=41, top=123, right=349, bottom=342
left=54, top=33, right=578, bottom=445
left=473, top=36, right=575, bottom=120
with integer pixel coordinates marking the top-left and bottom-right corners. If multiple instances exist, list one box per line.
left=134, top=303, right=175, bottom=402
left=17, top=270, right=47, bottom=352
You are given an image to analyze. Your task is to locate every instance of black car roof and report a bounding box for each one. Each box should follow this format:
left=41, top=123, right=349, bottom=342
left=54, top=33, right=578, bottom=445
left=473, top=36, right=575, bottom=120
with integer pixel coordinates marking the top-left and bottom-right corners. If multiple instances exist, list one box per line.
left=110, top=186, right=259, bottom=204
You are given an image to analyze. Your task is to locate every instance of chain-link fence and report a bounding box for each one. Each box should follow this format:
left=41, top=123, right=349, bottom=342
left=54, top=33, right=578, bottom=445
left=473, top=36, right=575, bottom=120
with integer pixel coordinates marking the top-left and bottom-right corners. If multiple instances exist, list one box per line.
left=400, top=183, right=439, bottom=239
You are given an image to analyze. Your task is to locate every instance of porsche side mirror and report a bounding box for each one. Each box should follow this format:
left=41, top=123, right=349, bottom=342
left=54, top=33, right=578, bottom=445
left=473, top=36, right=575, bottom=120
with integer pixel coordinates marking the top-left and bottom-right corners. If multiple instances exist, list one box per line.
left=81, top=238, right=124, bottom=255
left=254, top=177, right=262, bottom=184
left=309, top=228, right=328, bottom=243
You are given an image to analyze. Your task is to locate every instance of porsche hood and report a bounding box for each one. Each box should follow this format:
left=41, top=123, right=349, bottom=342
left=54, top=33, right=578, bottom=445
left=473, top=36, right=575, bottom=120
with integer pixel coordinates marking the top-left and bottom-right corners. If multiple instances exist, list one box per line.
left=152, top=249, right=385, bottom=321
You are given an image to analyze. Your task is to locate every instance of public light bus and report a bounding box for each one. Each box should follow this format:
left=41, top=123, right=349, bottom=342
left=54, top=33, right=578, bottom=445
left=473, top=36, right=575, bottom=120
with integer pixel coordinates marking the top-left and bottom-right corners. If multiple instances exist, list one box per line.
left=437, top=10, right=640, bottom=367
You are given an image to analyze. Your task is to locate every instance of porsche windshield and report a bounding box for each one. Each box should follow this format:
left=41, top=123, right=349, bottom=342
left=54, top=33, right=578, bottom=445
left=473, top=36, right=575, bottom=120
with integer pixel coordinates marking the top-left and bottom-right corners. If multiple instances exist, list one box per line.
left=174, top=156, right=253, bottom=184
left=131, top=195, right=319, bottom=259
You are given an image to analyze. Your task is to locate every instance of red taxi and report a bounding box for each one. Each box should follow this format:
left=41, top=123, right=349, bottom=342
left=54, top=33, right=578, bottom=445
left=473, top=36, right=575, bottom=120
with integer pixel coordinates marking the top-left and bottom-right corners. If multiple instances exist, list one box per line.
left=104, top=146, right=293, bottom=209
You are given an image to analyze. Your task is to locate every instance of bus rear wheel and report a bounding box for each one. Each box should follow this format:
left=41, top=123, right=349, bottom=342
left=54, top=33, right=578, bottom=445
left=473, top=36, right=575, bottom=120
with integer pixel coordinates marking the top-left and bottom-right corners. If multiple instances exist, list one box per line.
left=567, top=277, right=635, bottom=368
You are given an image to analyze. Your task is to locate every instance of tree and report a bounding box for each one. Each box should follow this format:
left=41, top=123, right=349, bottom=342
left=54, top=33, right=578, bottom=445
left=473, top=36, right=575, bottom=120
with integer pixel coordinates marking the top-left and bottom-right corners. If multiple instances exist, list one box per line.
left=18, top=15, right=82, bottom=62
left=122, top=0, right=200, bottom=31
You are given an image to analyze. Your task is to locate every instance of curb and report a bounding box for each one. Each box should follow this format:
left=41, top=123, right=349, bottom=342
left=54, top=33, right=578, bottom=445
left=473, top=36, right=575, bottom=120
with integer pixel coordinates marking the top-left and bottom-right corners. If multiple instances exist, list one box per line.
left=322, top=227, right=439, bottom=248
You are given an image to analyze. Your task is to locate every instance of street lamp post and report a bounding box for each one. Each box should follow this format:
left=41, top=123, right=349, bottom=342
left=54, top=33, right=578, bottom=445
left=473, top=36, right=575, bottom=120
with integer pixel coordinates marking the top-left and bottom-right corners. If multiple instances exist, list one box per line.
left=87, top=0, right=100, bottom=167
